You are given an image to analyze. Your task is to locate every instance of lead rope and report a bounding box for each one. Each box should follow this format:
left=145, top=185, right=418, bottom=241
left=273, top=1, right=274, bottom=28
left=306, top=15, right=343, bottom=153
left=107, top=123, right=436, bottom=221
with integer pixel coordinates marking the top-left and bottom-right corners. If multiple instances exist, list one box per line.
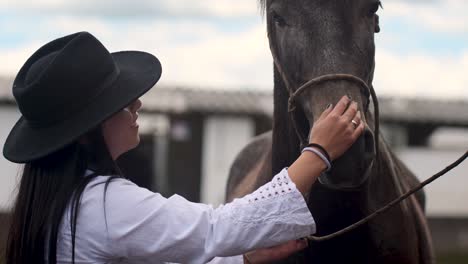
left=306, top=151, right=468, bottom=242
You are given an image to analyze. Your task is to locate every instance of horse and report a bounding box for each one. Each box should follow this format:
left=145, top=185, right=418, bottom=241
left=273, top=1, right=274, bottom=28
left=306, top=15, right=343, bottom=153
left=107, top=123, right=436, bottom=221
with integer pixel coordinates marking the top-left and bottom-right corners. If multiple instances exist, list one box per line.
left=225, top=1, right=435, bottom=263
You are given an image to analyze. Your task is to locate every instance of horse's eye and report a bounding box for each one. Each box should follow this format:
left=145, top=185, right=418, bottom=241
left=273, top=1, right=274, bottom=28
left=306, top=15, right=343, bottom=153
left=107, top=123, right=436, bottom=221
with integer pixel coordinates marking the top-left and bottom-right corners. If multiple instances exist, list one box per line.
left=271, top=11, right=287, bottom=27
left=369, top=1, right=382, bottom=17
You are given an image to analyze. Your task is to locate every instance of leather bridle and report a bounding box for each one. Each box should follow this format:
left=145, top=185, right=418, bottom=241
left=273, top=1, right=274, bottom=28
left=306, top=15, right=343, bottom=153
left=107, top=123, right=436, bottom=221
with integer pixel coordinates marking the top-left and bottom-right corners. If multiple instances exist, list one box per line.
left=270, top=36, right=379, bottom=190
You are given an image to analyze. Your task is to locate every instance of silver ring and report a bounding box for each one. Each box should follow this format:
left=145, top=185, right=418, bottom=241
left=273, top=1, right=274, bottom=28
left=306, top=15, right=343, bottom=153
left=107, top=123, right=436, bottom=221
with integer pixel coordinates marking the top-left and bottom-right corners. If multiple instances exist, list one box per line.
left=351, top=119, right=359, bottom=129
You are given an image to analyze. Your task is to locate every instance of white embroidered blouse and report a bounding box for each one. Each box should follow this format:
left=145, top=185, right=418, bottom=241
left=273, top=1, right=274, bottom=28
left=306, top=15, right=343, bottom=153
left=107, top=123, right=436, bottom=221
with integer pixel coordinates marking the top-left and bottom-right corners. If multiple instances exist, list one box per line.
left=56, top=169, right=316, bottom=264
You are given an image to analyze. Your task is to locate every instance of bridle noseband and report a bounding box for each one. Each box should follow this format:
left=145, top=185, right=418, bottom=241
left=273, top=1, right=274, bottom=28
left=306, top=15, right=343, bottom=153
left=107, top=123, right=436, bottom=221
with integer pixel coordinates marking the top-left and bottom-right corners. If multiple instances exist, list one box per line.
left=287, top=73, right=380, bottom=154
left=269, top=40, right=380, bottom=154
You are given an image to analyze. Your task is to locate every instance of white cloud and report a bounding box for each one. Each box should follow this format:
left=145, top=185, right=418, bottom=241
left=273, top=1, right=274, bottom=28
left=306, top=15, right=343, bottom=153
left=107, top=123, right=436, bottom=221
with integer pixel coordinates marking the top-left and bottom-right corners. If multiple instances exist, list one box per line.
left=0, top=1, right=466, bottom=99
left=161, top=0, right=257, bottom=18
left=2, top=0, right=465, bottom=32
left=374, top=49, right=468, bottom=99
left=0, top=16, right=273, bottom=90
left=384, top=0, right=468, bottom=34
left=127, top=21, right=273, bottom=90
left=0, top=17, right=117, bottom=76
left=0, top=0, right=260, bottom=18
left=0, top=44, right=40, bottom=76
left=157, top=24, right=272, bottom=90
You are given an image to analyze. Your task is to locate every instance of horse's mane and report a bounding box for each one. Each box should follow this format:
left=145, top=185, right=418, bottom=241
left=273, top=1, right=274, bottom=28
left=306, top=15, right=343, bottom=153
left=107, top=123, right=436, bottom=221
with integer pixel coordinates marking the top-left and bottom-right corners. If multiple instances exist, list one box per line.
left=258, top=0, right=384, bottom=13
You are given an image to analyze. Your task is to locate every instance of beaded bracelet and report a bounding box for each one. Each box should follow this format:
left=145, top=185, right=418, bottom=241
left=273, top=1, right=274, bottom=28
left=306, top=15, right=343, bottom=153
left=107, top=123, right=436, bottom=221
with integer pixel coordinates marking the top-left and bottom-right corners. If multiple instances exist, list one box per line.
left=301, top=147, right=332, bottom=172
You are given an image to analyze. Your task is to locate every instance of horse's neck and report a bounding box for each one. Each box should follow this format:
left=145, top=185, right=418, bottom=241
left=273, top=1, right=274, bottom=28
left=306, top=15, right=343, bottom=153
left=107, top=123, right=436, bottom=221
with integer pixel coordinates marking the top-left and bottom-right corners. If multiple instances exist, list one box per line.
left=271, top=67, right=303, bottom=174
left=365, top=131, right=410, bottom=214
left=252, top=69, right=305, bottom=190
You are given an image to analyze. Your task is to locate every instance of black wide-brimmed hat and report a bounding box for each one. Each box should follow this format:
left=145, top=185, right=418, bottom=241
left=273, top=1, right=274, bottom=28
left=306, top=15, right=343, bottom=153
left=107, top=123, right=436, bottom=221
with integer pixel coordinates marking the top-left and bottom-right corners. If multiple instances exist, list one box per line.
left=3, top=32, right=162, bottom=163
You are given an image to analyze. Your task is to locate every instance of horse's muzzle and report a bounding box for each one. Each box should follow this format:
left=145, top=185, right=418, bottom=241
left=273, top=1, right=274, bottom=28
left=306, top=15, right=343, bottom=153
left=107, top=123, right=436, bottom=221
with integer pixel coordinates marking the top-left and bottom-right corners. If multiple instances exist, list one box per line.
left=318, top=127, right=376, bottom=190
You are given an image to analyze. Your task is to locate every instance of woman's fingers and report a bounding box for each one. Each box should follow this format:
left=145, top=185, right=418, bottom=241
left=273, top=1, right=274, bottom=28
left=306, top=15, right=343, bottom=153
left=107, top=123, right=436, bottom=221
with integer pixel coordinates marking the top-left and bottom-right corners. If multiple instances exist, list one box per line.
left=330, top=96, right=351, bottom=116
left=350, top=111, right=362, bottom=129
left=342, top=101, right=358, bottom=122
left=318, top=103, right=333, bottom=120
left=309, top=95, right=367, bottom=161
left=320, top=96, right=357, bottom=121
left=349, top=111, right=363, bottom=137
left=352, top=121, right=365, bottom=140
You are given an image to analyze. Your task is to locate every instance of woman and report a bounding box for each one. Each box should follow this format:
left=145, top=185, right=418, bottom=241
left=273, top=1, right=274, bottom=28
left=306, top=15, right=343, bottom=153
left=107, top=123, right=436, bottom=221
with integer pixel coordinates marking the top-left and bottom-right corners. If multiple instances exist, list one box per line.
left=4, top=32, right=363, bottom=264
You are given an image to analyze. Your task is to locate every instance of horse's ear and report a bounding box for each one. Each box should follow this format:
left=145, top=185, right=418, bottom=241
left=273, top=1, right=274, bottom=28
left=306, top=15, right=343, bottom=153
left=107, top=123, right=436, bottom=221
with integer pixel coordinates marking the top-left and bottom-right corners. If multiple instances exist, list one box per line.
left=375, top=14, right=381, bottom=33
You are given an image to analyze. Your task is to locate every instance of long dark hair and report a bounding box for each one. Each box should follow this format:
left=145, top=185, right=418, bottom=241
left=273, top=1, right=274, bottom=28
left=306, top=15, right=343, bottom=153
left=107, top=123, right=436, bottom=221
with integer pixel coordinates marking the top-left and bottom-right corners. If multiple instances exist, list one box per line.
left=6, top=126, right=122, bottom=264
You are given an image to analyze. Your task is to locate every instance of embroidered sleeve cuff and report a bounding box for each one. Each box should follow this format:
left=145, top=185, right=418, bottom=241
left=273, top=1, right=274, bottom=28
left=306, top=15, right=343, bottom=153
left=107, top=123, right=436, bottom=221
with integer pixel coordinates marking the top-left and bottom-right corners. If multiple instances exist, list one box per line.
left=222, top=168, right=316, bottom=244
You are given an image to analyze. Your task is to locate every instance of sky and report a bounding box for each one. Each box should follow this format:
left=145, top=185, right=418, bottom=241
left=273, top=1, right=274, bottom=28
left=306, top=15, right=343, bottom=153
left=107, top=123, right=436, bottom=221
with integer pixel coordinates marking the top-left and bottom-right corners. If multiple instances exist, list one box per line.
left=0, top=0, right=467, bottom=100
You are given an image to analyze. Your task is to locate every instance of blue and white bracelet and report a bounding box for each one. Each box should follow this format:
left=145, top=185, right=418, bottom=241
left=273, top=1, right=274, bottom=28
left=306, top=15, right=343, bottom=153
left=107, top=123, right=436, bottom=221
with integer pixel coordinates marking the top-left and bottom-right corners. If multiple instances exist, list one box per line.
left=301, top=147, right=332, bottom=172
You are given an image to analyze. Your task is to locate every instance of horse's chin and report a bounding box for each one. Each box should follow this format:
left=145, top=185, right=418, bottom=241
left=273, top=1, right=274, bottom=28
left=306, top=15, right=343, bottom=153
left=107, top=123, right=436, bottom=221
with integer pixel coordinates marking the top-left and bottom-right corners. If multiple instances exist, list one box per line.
left=318, top=165, right=370, bottom=191
left=318, top=140, right=374, bottom=191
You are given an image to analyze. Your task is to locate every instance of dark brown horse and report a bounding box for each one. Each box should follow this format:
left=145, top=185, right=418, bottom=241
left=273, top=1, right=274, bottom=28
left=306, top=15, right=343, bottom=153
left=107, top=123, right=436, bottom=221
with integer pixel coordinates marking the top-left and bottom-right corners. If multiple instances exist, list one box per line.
left=226, top=1, right=435, bottom=263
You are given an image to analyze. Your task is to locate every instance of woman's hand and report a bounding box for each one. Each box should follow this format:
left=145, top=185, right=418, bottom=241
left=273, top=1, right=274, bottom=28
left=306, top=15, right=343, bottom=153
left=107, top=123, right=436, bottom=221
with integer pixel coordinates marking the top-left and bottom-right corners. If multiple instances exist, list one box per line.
left=243, top=239, right=308, bottom=264
left=309, top=95, right=364, bottom=161
left=287, top=95, right=365, bottom=195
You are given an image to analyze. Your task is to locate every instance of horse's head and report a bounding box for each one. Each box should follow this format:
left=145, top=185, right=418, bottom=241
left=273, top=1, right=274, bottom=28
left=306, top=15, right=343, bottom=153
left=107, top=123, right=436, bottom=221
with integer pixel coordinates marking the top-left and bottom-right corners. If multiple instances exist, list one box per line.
left=263, top=0, right=382, bottom=189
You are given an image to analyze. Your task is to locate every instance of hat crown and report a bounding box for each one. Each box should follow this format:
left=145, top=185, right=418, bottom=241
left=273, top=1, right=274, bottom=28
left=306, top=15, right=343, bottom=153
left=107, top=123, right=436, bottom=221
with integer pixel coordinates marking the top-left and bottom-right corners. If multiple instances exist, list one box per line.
left=13, top=32, right=120, bottom=127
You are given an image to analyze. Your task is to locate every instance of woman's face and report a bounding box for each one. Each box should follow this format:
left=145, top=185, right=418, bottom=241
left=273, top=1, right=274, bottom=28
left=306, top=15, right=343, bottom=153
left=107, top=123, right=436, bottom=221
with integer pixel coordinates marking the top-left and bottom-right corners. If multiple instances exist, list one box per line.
left=102, top=99, right=142, bottom=160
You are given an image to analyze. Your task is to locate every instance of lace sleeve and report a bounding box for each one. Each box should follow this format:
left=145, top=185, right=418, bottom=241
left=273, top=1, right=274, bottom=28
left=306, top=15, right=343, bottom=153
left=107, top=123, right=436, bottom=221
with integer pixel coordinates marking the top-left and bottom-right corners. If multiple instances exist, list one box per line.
left=243, top=168, right=297, bottom=204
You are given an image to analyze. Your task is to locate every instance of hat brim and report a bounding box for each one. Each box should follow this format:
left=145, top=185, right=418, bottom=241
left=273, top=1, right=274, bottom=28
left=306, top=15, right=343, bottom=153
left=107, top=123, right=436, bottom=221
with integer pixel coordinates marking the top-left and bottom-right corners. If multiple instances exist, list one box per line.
left=3, top=51, right=162, bottom=163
